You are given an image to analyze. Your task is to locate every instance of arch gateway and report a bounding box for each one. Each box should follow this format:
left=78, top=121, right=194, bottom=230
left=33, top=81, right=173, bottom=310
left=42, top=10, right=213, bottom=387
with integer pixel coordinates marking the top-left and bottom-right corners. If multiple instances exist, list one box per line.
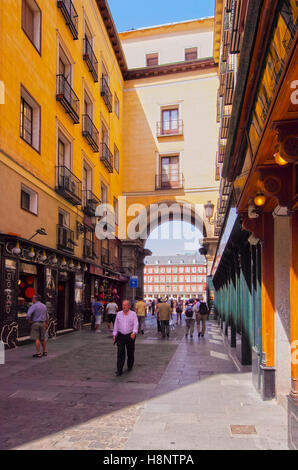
left=116, top=19, right=220, bottom=299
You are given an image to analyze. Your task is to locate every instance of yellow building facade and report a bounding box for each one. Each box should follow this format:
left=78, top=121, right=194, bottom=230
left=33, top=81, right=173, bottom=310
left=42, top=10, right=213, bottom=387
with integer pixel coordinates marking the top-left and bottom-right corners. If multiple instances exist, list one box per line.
left=119, top=19, right=219, bottom=283
left=0, top=1, right=219, bottom=346
left=0, top=0, right=126, bottom=344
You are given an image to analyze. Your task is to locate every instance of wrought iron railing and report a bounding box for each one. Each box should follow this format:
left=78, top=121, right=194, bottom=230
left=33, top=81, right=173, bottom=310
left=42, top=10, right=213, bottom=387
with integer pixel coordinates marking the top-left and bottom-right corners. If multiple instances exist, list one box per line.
left=82, top=189, right=100, bottom=217
left=55, top=166, right=81, bottom=205
left=83, top=37, right=98, bottom=82
left=83, top=238, right=95, bottom=259
left=57, top=225, right=75, bottom=253
left=155, top=172, right=183, bottom=190
left=100, top=143, right=114, bottom=173
left=156, top=120, right=184, bottom=137
left=56, top=75, right=80, bottom=124
left=82, top=115, right=99, bottom=152
left=57, top=0, right=78, bottom=40
left=100, top=76, right=113, bottom=113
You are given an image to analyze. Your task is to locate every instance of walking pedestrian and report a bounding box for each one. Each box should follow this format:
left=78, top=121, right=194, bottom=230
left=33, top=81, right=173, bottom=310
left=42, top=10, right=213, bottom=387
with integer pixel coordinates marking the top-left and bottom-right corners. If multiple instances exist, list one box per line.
left=176, top=296, right=183, bottom=325
left=106, top=300, right=118, bottom=331
left=195, top=297, right=209, bottom=338
left=26, top=294, right=49, bottom=358
left=135, top=296, right=147, bottom=335
left=156, top=296, right=171, bottom=339
left=155, top=298, right=161, bottom=333
left=113, top=300, right=138, bottom=376
left=184, top=299, right=196, bottom=339
left=92, top=296, right=103, bottom=333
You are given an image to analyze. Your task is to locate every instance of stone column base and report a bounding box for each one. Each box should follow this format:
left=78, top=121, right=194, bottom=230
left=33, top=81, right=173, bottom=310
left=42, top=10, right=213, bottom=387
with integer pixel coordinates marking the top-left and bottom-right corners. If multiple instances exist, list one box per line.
left=260, top=365, right=276, bottom=400
left=288, top=395, right=298, bottom=450
left=252, top=347, right=261, bottom=392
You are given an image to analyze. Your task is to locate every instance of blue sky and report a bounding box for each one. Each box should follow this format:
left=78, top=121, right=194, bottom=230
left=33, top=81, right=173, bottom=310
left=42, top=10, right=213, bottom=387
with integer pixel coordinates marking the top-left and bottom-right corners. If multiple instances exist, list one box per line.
left=108, top=0, right=215, bottom=32
left=145, top=221, right=203, bottom=256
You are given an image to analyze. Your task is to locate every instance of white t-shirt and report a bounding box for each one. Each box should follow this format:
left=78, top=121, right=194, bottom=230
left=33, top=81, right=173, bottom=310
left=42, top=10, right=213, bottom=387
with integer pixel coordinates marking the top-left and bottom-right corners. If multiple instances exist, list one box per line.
left=106, top=302, right=118, bottom=315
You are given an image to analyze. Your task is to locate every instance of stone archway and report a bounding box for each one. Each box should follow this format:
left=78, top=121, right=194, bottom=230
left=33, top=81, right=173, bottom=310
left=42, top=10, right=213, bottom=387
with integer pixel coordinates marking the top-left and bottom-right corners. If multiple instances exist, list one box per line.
left=120, top=200, right=215, bottom=300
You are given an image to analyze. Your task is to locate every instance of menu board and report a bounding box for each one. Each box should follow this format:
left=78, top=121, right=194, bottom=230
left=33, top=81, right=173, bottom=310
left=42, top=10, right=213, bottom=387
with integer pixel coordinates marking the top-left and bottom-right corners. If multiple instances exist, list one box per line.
left=3, top=259, right=18, bottom=324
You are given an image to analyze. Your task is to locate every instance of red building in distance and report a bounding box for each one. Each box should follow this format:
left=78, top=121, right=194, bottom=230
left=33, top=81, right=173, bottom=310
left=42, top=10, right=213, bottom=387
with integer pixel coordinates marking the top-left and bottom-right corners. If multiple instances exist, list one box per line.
left=143, top=254, right=207, bottom=301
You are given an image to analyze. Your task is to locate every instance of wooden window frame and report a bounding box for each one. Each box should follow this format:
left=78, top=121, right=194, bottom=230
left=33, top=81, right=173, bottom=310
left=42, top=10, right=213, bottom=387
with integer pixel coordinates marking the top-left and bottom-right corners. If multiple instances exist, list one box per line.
left=21, top=0, right=42, bottom=54
left=146, top=53, right=159, bottom=67
left=114, top=93, right=120, bottom=119
left=21, top=184, right=38, bottom=215
left=114, top=144, right=119, bottom=173
left=20, top=97, right=33, bottom=146
left=20, top=86, right=41, bottom=153
left=185, top=47, right=198, bottom=61
left=161, top=108, right=179, bottom=135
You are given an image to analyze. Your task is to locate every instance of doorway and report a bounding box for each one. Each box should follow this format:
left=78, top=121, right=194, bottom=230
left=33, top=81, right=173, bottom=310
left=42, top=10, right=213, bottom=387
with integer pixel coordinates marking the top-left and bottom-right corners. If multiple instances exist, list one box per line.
left=57, top=279, right=70, bottom=331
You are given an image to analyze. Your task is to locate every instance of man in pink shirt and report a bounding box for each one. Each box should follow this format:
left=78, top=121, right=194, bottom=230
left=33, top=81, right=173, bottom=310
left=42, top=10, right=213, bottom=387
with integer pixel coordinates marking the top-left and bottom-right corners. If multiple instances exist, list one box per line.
left=113, top=300, right=139, bottom=376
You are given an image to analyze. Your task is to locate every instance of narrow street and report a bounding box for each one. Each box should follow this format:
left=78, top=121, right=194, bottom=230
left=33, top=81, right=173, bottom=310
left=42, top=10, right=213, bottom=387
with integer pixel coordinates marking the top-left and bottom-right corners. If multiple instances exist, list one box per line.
left=0, top=316, right=288, bottom=450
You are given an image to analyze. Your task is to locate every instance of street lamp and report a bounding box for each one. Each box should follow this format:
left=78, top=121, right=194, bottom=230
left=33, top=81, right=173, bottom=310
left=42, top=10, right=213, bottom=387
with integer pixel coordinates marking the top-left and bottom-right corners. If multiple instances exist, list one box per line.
left=204, top=201, right=215, bottom=224
left=28, top=228, right=47, bottom=241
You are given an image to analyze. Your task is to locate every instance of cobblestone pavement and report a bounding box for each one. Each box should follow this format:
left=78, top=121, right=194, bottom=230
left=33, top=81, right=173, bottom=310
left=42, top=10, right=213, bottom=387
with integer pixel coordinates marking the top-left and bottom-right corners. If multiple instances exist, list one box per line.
left=0, top=315, right=289, bottom=450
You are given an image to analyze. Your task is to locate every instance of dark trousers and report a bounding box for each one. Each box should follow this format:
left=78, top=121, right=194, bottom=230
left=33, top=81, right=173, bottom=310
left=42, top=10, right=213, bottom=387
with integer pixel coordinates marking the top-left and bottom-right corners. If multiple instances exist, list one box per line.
left=116, top=332, right=135, bottom=373
left=160, top=320, right=170, bottom=338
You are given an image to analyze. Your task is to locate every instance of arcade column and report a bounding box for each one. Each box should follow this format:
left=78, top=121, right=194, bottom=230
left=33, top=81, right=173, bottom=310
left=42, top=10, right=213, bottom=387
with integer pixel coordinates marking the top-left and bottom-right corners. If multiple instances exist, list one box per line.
left=260, top=213, right=276, bottom=400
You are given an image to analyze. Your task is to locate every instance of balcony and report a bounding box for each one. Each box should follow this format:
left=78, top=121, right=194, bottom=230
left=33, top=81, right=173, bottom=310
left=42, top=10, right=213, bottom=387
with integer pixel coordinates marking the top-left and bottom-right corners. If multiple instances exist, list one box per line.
left=57, top=0, right=78, bottom=40
left=100, top=76, right=113, bottom=113
left=56, top=75, right=80, bottom=124
left=83, top=37, right=98, bottom=82
left=57, top=225, right=75, bottom=253
left=222, top=29, right=231, bottom=62
left=55, top=166, right=82, bottom=206
left=219, top=197, right=229, bottom=215
left=82, top=190, right=100, bottom=217
left=215, top=161, right=220, bottom=182
left=101, top=247, right=109, bottom=266
left=83, top=239, right=96, bottom=259
left=218, top=138, right=227, bottom=162
left=230, top=0, right=242, bottom=54
left=222, top=179, right=232, bottom=196
left=224, top=69, right=235, bottom=106
left=100, top=143, right=114, bottom=173
left=155, top=172, right=183, bottom=190
left=157, top=120, right=184, bottom=137
left=219, top=62, right=226, bottom=97
left=220, top=106, right=232, bottom=139
left=82, top=115, right=99, bottom=152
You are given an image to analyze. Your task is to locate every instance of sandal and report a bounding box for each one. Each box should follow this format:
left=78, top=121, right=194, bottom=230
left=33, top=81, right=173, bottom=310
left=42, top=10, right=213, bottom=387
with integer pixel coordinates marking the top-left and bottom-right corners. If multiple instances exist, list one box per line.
left=42, top=352, right=48, bottom=356
left=32, top=353, right=42, bottom=358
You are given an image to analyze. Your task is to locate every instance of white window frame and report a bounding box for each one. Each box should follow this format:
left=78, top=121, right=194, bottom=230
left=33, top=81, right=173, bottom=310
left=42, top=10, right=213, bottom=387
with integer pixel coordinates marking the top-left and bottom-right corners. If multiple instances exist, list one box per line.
left=22, top=0, right=41, bottom=53
left=20, top=86, right=41, bottom=152
left=21, top=184, right=38, bottom=215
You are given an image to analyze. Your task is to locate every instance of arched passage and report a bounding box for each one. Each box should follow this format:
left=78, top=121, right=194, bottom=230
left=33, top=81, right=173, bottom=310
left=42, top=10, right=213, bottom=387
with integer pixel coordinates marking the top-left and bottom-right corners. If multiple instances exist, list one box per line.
left=121, top=200, right=210, bottom=300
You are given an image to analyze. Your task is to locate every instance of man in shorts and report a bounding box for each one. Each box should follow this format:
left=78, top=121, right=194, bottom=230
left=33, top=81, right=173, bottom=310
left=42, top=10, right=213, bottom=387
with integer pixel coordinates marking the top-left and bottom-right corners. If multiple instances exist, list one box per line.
left=106, top=300, right=118, bottom=331
left=26, top=294, right=49, bottom=358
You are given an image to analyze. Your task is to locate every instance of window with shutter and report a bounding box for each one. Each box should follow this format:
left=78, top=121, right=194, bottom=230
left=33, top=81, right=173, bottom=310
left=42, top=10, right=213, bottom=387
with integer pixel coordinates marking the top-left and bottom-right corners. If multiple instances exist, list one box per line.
left=22, top=0, right=41, bottom=52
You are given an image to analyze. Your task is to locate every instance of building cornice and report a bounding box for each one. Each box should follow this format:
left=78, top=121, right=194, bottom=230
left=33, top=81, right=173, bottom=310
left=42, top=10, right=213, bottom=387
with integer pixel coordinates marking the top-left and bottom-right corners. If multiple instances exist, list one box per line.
left=95, top=0, right=128, bottom=76
left=95, top=2, right=217, bottom=81
left=124, top=58, right=216, bottom=81
left=213, top=0, right=224, bottom=64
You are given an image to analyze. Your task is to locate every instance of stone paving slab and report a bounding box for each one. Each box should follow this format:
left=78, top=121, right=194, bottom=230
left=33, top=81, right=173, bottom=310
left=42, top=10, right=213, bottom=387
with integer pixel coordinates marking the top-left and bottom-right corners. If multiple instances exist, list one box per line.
left=0, top=317, right=290, bottom=450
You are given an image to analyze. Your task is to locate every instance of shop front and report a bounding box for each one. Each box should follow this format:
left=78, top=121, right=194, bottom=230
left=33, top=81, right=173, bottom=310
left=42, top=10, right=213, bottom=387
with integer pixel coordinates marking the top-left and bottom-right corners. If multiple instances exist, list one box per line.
left=83, top=264, right=127, bottom=324
left=0, top=235, right=89, bottom=348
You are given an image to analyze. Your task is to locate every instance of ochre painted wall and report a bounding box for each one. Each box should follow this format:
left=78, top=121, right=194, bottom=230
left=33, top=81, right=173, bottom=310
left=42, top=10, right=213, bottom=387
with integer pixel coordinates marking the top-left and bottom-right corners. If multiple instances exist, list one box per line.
left=0, top=0, right=124, bottom=255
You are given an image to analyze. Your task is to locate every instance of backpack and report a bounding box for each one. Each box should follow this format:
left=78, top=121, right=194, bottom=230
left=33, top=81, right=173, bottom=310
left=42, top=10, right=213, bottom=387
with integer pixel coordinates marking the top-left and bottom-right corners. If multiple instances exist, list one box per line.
left=199, top=302, right=209, bottom=316
left=185, top=305, right=194, bottom=318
